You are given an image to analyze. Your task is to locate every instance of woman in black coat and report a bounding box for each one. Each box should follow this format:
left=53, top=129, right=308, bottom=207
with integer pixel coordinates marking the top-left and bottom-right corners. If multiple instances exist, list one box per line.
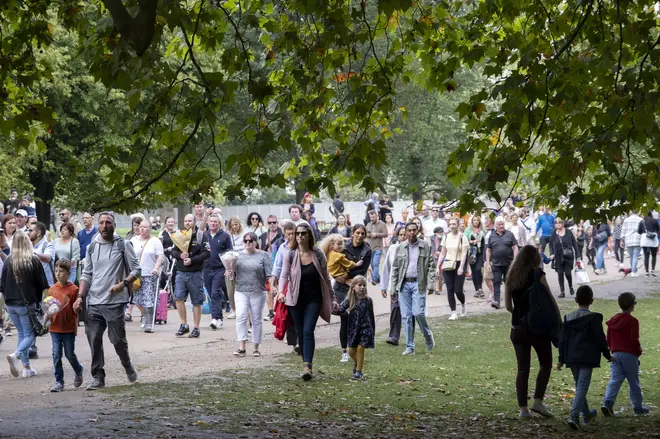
left=638, top=211, right=660, bottom=276
left=549, top=217, right=580, bottom=298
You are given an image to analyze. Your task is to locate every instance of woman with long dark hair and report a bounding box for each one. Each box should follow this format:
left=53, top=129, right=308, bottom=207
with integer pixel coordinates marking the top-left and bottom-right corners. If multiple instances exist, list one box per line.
left=246, top=212, right=267, bottom=238
left=277, top=223, right=336, bottom=380
left=550, top=217, right=580, bottom=298
left=2, top=214, right=17, bottom=251
left=505, top=245, right=561, bottom=419
left=1, top=232, right=49, bottom=378
left=639, top=211, right=659, bottom=276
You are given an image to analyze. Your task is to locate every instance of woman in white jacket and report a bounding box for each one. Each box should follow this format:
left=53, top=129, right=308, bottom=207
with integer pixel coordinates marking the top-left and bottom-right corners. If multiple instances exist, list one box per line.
left=379, top=226, right=408, bottom=346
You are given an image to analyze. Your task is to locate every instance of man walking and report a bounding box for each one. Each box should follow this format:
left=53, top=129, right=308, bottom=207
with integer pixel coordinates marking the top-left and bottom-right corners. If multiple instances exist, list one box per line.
left=259, top=215, right=283, bottom=320
left=536, top=207, right=555, bottom=253
left=423, top=206, right=448, bottom=242
left=621, top=211, right=643, bottom=277
left=171, top=214, right=210, bottom=338
left=204, top=215, right=232, bottom=330
left=29, top=221, right=56, bottom=287
left=59, top=208, right=83, bottom=236
left=288, top=205, right=309, bottom=226
left=389, top=222, right=436, bottom=355
left=77, top=212, right=98, bottom=261
left=73, top=213, right=141, bottom=390
left=366, top=210, right=389, bottom=286
left=486, top=217, right=518, bottom=309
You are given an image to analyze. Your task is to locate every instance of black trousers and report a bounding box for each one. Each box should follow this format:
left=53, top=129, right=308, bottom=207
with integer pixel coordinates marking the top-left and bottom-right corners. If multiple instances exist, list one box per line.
left=443, top=262, right=466, bottom=311
left=555, top=259, right=574, bottom=292
left=85, top=304, right=134, bottom=382
left=492, top=264, right=509, bottom=304
left=614, top=239, right=624, bottom=262
left=469, top=252, right=484, bottom=291
left=643, top=247, right=657, bottom=272
left=539, top=236, right=551, bottom=254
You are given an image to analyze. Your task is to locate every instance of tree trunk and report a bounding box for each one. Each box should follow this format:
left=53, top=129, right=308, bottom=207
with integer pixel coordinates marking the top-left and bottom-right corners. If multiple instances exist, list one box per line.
left=29, top=162, right=56, bottom=228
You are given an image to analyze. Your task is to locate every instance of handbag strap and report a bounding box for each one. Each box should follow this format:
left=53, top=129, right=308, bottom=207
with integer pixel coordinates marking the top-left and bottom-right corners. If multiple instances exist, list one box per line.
left=446, top=233, right=464, bottom=262
left=137, top=237, right=151, bottom=263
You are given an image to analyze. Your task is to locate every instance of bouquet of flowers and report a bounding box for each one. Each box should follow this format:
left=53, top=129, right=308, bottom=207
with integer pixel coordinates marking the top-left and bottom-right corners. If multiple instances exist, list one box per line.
left=43, top=295, right=70, bottom=317
left=220, top=251, right=240, bottom=279
left=170, top=228, right=193, bottom=252
left=32, top=295, right=71, bottom=336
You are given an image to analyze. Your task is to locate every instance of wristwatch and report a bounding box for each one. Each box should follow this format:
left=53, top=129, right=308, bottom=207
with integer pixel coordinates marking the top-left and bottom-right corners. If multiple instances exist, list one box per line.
left=123, top=279, right=130, bottom=288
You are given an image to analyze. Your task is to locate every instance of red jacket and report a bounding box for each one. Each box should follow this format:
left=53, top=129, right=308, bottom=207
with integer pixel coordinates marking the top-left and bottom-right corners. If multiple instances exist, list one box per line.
left=606, top=313, right=642, bottom=357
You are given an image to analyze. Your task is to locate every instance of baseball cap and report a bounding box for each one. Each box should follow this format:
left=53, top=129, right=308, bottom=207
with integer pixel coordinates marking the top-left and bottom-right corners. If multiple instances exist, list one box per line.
left=15, top=209, right=27, bottom=217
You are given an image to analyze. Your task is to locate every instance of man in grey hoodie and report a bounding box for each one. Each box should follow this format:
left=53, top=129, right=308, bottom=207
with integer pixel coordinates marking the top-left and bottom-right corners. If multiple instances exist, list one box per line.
left=73, top=212, right=141, bottom=390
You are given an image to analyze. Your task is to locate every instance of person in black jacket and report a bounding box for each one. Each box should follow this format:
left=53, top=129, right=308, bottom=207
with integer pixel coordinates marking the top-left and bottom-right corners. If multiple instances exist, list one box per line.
left=594, top=222, right=611, bottom=275
left=333, top=224, right=372, bottom=362
left=170, top=214, right=210, bottom=338
left=557, top=286, right=612, bottom=430
left=549, top=217, right=580, bottom=298
left=638, top=211, right=660, bottom=276
left=0, top=232, right=49, bottom=378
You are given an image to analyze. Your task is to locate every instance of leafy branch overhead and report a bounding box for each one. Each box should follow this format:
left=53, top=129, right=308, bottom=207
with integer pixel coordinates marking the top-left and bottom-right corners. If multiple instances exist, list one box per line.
left=1, top=0, right=658, bottom=217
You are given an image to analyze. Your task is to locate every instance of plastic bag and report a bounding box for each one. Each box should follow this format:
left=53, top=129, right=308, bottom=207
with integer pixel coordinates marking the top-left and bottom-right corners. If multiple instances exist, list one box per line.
left=575, top=268, right=590, bottom=285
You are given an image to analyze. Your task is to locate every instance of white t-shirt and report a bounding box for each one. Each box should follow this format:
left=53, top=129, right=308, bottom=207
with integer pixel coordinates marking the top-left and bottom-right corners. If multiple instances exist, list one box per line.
left=423, top=218, right=448, bottom=239
left=130, top=236, right=165, bottom=275
left=441, top=233, right=468, bottom=262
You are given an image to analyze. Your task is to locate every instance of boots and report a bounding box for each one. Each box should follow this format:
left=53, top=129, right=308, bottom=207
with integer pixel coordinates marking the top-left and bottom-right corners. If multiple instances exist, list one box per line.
left=143, top=307, right=155, bottom=333
left=302, top=362, right=313, bottom=381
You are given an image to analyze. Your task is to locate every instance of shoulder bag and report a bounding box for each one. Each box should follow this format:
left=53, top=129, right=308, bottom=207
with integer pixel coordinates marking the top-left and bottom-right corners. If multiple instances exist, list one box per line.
left=643, top=221, right=657, bottom=240
left=16, top=264, right=49, bottom=337
left=132, top=237, right=150, bottom=290
left=557, top=231, right=574, bottom=260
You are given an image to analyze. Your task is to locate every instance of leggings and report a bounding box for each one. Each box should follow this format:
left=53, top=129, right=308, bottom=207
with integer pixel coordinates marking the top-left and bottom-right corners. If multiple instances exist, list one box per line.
left=470, top=253, right=484, bottom=291
left=348, top=345, right=366, bottom=372
left=556, top=260, right=574, bottom=292
left=511, top=328, right=553, bottom=408
left=443, top=262, right=466, bottom=312
left=643, top=247, right=657, bottom=272
left=340, top=315, right=348, bottom=350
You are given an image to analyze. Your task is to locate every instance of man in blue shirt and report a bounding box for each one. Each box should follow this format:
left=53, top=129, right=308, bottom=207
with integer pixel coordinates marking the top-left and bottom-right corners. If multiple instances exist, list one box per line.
left=77, top=212, right=98, bottom=260
left=204, top=214, right=233, bottom=330
left=536, top=207, right=556, bottom=254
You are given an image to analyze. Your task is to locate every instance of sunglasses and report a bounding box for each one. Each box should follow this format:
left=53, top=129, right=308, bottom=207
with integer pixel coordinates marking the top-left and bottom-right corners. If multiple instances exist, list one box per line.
left=243, top=239, right=254, bottom=243
left=295, top=231, right=308, bottom=236
left=268, top=221, right=277, bottom=225
left=251, top=217, right=259, bottom=221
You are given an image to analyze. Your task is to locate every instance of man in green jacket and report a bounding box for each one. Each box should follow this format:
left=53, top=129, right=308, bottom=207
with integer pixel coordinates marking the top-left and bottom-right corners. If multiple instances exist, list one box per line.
left=389, top=222, right=436, bottom=355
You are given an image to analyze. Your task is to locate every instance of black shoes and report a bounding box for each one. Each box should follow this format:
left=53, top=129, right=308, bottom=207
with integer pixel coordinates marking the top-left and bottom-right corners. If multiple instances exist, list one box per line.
left=176, top=324, right=190, bottom=336
left=188, top=328, right=200, bottom=338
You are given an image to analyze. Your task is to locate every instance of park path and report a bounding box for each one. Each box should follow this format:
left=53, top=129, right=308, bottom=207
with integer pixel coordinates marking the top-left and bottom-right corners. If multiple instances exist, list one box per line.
left=0, top=254, right=657, bottom=434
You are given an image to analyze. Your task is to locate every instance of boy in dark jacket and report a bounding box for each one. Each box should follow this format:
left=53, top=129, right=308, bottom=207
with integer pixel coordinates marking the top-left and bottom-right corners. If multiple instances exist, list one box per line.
left=557, top=285, right=611, bottom=430
left=602, top=292, right=650, bottom=417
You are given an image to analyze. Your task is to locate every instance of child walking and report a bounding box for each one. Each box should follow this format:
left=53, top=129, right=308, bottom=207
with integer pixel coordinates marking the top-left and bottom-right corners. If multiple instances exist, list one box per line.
left=48, top=259, right=84, bottom=392
left=557, top=285, right=611, bottom=430
left=602, top=292, right=650, bottom=416
left=338, top=276, right=375, bottom=381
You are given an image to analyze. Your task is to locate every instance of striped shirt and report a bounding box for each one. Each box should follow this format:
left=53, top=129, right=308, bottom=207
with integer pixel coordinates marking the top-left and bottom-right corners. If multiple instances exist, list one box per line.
left=621, top=214, right=642, bottom=247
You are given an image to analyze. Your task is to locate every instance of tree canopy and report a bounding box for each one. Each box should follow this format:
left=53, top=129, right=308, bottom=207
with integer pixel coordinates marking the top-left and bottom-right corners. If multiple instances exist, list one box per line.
left=1, top=0, right=659, bottom=218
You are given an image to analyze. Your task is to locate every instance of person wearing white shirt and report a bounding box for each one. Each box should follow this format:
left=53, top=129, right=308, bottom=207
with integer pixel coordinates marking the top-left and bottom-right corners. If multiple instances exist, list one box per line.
left=130, top=220, right=165, bottom=333
left=423, top=207, right=448, bottom=242
left=507, top=213, right=527, bottom=247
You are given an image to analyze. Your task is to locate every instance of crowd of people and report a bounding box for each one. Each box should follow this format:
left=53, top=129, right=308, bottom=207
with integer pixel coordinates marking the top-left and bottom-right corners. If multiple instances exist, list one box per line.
left=0, top=191, right=655, bottom=426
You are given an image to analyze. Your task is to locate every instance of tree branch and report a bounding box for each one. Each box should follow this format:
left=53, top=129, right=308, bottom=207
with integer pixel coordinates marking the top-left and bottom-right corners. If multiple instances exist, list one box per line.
left=554, top=0, right=594, bottom=59
left=101, top=0, right=158, bottom=56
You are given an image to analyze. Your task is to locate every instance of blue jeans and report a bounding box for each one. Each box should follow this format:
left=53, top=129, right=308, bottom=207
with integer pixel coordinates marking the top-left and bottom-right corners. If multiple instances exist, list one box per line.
left=7, top=305, right=37, bottom=366
left=398, top=281, right=433, bottom=349
left=628, top=246, right=641, bottom=273
left=604, top=352, right=644, bottom=410
left=204, top=268, right=226, bottom=320
left=596, top=243, right=607, bottom=270
left=570, top=367, right=593, bottom=418
left=370, top=249, right=383, bottom=283
left=288, top=301, right=321, bottom=364
left=51, top=333, right=83, bottom=384
left=68, top=267, right=77, bottom=283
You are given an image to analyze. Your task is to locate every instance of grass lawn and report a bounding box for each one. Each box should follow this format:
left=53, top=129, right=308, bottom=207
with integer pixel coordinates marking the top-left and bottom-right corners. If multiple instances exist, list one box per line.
left=109, top=298, right=660, bottom=438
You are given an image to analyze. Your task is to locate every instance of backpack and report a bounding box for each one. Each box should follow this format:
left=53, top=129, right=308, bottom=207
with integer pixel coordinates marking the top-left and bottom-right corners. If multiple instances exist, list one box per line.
left=86, top=237, right=133, bottom=299
left=516, top=269, right=560, bottom=342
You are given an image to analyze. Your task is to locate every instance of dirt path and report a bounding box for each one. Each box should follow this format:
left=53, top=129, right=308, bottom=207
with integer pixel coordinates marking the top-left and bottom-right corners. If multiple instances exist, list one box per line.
left=1, top=255, right=657, bottom=437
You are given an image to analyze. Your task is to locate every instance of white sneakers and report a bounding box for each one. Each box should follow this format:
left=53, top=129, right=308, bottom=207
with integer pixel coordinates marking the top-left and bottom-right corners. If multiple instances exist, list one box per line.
left=7, top=353, right=19, bottom=377
left=449, top=305, right=467, bottom=321
left=631, top=272, right=639, bottom=277
left=226, top=312, right=236, bottom=320
left=210, top=319, right=223, bottom=330
left=460, top=304, right=467, bottom=317
left=340, top=352, right=350, bottom=362
left=448, top=312, right=458, bottom=321
left=22, top=367, right=37, bottom=378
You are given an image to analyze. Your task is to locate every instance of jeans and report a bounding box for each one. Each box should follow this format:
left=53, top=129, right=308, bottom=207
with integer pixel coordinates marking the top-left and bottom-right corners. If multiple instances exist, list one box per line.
left=570, top=367, right=593, bottom=418
left=204, top=268, right=227, bottom=320
left=539, top=236, right=551, bottom=254
left=288, top=300, right=321, bottom=364
left=443, top=263, right=466, bottom=311
left=492, top=264, right=509, bottom=304
left=370, top=249, right=383, bottom=283
left=51, top=332, right=83, bottom=384
left=510, top=328, right=553, bottom=407
left=642, top=247, right=657, bottom=272
left=628, top=246, right=641, bottom=273
left=398, top=281, right=433, bottom=350
left=604, top=352, right=644, bottom=410
left=234, top=290, right=267, bottom=344
left=85, top=304, right=134, bottom=382
left=7, top=305, right=36, bottom=367
left=68, top=267, right=77, bottom=283
left=596, top=243, right=607, bottom=270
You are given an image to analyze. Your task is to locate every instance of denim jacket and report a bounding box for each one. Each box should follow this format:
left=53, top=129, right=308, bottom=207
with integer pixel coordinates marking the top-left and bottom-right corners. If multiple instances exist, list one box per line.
left=389, top=239, right=435, bottom=295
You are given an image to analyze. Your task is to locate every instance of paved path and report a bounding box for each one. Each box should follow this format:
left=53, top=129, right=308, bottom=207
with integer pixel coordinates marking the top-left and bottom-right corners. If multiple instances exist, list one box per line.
left=0, top=254, right=657, bottom=422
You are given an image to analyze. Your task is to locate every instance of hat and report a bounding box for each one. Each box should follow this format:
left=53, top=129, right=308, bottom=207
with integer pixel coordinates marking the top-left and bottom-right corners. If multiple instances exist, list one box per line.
left=15, top=209, right=27, bottom=217
left=23, top=195, right=31, bottom=201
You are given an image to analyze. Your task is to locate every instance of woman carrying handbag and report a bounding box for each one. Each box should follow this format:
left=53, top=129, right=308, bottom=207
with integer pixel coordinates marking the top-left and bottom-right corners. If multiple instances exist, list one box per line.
left=549, top=217, right=580, bottom=298
left=639, top=211, right=660, bottom=276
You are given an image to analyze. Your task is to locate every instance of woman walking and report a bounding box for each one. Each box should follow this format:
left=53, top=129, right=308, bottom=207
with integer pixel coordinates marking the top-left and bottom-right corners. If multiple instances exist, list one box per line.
left=246, top=212, right=267, bottom=238
left=228, top=217, right=246, bottom=252
left=1, top=232, right=49, bottom=378
left=505, top=245, right=561, bottom=418
left=329, top=214, right=352, bottom=241
left=639, top=211, right=659, bottom=276
left=229, top=232, right=272, bottom=357
left=437, top=218, right=469, bottom=321
left=277, top=223, right=337, bottom=380
left=53, top=223, right=81, bottom=283
left=130, top=220, right=166, bottom=333
left=550, top=217, right=580, bottom=298
left=593, top=221, right=611, bottom=275
left=465, top=216, right=486, bottom=298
